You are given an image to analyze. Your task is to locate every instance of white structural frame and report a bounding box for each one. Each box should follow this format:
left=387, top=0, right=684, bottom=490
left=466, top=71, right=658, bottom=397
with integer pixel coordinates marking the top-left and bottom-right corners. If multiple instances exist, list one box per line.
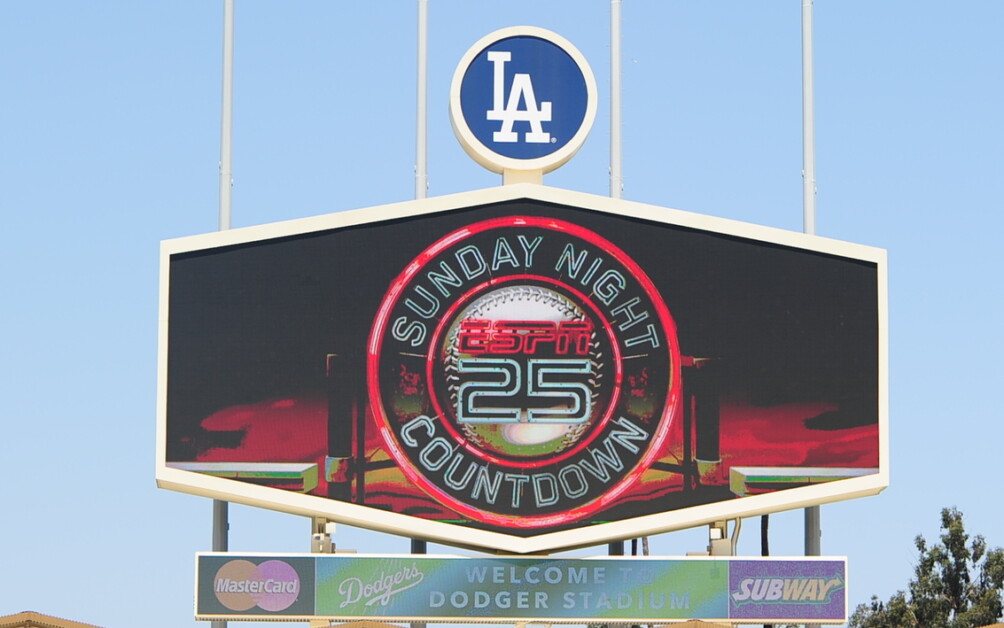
left=449, top=26, right=598, bottom=177
left=157, top=184, right=888, bottom=555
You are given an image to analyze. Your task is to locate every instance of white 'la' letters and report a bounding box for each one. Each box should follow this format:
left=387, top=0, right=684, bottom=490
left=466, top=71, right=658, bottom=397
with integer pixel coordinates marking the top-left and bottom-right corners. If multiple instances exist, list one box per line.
left=486, top=51, right=552, bottom=144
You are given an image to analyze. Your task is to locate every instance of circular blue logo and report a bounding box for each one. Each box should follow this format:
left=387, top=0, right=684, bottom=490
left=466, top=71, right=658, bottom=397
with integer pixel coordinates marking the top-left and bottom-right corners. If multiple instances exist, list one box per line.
left=450, top=28, right=597, bottom=174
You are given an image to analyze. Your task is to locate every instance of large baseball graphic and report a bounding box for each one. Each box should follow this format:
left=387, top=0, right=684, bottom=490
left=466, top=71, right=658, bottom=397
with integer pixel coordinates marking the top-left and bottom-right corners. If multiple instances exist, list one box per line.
left=368, top=216, right=681, bottom=529
left=439, top=283, right=612, bottom=462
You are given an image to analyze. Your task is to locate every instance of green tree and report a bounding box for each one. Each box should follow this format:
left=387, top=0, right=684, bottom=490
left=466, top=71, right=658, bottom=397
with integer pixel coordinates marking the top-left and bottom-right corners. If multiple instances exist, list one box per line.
left=850, top=507, right=1004, bottom=628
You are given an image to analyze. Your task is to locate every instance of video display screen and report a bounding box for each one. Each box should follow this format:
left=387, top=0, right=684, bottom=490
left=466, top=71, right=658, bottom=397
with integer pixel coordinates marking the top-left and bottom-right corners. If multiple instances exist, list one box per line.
left=165, top=198, right=881, bottom=538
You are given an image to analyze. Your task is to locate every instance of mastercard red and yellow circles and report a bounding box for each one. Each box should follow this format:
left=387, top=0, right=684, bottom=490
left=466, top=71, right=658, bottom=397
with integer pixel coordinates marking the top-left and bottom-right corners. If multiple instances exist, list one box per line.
left=213, top=559, right=301, bottom=612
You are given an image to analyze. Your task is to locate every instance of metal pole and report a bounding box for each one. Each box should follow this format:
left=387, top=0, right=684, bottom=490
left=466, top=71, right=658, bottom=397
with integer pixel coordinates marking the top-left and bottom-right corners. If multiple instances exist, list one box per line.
left=219, top=0, right=234, bottom=230
left=408, top=0, right=430, bottom=563
left=415, top=0, right=428, bottom=199
left=212, top=501, right=229, bottom=628
left=611, top=0, right=651, bottom=562
left=609, top=0, right=623, bottom=199
left=213, top=500, right=229, bottom=552
left=213, top=3, right=234, bottom=626
left=802, top=0, right=817, bottom=237
left=802, top=0, right=821, bottom=560
left=410, top=539, right=427, bottom=628
left=805, top=505, right=820, bottom=554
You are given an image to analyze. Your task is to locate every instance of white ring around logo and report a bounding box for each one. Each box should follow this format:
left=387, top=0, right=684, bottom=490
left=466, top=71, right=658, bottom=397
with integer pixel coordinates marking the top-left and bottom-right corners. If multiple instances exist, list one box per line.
left=449, top=26, right=598, bottom=175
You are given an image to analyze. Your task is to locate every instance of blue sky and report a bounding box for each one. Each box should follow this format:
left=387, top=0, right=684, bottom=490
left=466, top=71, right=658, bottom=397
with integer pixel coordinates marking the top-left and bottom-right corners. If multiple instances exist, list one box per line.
left=1, top=2, right=1002, bottom=627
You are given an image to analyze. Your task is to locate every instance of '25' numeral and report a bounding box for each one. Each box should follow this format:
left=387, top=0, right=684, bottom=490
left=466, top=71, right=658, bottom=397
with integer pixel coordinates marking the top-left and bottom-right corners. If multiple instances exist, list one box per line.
left=457, top=357, right=592, bottom=424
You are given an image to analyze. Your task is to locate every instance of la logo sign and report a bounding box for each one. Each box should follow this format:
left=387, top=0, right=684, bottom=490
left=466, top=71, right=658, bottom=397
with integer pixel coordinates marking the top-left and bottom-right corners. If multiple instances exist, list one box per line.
left=450, top=27, right=597, bottom=174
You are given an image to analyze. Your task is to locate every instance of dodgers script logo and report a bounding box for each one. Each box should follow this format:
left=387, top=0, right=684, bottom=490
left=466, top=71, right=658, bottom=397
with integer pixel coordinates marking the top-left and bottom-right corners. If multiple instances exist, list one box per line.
left=368, top=216, right=681, bottom=531
left=451, top=27, right=596, bottom=173
left=337, top=563, right=424, bottom=608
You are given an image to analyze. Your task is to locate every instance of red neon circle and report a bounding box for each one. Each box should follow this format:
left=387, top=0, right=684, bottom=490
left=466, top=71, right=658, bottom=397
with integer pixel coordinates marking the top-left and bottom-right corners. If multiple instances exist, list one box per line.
left=367, top=215, right=682, bottom=528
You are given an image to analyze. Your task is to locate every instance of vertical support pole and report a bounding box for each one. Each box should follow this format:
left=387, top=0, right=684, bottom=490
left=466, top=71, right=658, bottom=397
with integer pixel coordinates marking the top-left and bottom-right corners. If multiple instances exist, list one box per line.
left=802, top=0, right=821, bottom=562
left=213, top=500, right=229, bottom=553
left=213, top=3, right=234, bottom=627
left=608, top=2, right=631, bottom=574
left=606, top=540, right=623, bottom=628
left=761, top=515, right=770, bottom=556
left=415, top=0, right=428, bottom=200
left=211, top=499, right=229, bottom=628
left=802, top=0, right=817, bottom=237
left=805, top=505, right=820, bottom=554
left=219, top=0, right=234, bottom=231
left=310, top=519, right=333, bottom=628
left=412, top=0, right=429, bottom=575
left=411, top=539, right=427, bottom=628
left=609, top=0, right=623, bottom=199
left=763, top=514, right=773, bottom=628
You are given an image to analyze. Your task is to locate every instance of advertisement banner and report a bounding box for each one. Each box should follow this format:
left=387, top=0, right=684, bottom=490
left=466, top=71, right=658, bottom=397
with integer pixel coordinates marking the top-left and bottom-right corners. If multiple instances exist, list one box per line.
left=158, top=186, right=887, bottom=553
left=195, top=554, right=847, bottom=624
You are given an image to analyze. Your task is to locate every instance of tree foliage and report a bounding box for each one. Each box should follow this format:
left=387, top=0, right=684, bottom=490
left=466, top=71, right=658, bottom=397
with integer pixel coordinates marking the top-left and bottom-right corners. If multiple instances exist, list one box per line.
left=850, top=507, right=1004, bottom=628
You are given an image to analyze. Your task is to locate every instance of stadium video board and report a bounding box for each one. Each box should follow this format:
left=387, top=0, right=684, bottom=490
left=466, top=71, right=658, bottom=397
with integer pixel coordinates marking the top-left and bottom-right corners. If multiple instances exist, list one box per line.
left=157, top=185, right=887, bottom=553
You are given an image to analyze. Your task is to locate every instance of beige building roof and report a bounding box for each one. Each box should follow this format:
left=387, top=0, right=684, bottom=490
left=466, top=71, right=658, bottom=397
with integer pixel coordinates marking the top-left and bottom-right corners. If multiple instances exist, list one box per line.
left=0, top=611, right=105, bottom=628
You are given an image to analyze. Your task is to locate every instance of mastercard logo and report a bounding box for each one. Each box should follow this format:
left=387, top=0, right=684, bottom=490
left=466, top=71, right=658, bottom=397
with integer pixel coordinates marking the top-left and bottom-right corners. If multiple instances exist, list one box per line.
left=213, top=559, right=300, bottom=612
